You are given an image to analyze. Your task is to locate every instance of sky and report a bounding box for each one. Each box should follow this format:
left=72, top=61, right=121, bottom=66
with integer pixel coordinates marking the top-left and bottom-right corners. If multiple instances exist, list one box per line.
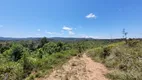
left=0, top=0, right=142, bottom=38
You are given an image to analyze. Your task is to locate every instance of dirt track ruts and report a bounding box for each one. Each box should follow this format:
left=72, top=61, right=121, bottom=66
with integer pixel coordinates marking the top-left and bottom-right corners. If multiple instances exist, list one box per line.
left=37, top=54, right=109, bottom=80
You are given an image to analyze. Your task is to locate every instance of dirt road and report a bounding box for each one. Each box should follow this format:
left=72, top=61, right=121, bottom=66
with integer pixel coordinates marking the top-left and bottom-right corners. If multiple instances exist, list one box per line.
left=38, top=54, right=109, bottom=80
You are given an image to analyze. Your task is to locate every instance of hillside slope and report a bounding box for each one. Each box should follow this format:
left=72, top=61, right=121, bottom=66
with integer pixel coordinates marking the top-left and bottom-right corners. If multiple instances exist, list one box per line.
left=87, top=40, right=142, bottom=80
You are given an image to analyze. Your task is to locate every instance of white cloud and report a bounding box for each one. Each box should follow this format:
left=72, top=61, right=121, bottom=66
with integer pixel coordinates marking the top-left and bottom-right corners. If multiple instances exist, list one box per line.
left=37, top=29, right=40, bottom=32
left=45, top=31, right=54, bottom=35
left=89, top=36, right=99, bottom=39
left=83, top=36, right=98, bottom=39
left=86, top=13, right=97, bottom=19
left=63, top=26, right=72, bottom=31
left=62, top=26, right=76, bottom=35
left=45, top=31, right=64, bottom=36
left=69, top=31, right=75, bottom=35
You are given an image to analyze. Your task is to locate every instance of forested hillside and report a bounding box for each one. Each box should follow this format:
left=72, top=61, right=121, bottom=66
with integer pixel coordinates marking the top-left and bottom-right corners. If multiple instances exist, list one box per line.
left=0, top=37, right=114, bottom=80
left=1, top=37, right=141, bottom=80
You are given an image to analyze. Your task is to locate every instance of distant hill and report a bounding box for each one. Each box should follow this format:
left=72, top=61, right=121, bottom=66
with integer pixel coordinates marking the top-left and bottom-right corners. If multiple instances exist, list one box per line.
left=51, top=37, right=94, bottom=41
left=0, top=37, right=95, bottom=41
left=1, top=37, right=139, bottom=41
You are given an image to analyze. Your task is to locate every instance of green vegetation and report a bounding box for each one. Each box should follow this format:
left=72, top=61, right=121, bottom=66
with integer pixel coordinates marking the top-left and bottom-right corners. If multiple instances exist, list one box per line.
left=0, top=37, right=113, bottom=80
left=87, top=39, right=142, bottom=80
left=3, top=37, right=140, bottom=80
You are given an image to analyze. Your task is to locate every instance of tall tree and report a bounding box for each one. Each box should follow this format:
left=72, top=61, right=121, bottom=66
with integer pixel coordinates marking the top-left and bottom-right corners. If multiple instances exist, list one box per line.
left=122, top=28, right=128, bottom=43
left=39, top=37, right=49, bottom=48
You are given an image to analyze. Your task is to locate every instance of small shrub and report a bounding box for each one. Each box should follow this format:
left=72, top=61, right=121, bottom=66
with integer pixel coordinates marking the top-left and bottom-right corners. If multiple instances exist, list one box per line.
left=0, top=62, right=23, bottom=80
left=127, top=39, right=139, bottom=47
left=100, top=45, right=114, bottom=59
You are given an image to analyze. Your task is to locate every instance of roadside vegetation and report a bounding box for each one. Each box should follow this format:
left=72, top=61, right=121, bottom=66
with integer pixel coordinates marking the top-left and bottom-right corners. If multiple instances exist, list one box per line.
left=0, top=37, right=114, bottom=80
left=87, top=39, right=142, bottom=80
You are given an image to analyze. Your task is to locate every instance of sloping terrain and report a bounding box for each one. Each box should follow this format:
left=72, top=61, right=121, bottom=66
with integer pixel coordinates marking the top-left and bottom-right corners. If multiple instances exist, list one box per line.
left=87, top=41, right=142, bottom=80
left=38, top=54, right=109, bottom=80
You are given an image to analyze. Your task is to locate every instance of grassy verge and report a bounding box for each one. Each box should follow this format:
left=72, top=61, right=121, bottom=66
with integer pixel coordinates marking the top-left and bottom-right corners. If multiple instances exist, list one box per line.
left=87, top=40, right=142, bottom=80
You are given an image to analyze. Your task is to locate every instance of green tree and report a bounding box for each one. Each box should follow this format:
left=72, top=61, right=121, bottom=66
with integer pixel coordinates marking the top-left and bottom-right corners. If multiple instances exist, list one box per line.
left=10, top=44, right=24, bottom=61
left=37, top=48, right=44, bottom=58
left=57, top=41, right=64, bottom=52
left=39, top=37, right=49, bottom=48
left=42, top=42, right=57, bottom=54
left=76, top=42, right=85, bottom=53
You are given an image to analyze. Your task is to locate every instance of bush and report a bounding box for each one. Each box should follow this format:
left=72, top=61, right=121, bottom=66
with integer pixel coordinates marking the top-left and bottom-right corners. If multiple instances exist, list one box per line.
left=2, top=44, right=24, bottom=62
left=42, top=42, right=57, bottom=54
left=0, top=62, right=23, bottom=80
left=127, top=39, right=139, bottom=47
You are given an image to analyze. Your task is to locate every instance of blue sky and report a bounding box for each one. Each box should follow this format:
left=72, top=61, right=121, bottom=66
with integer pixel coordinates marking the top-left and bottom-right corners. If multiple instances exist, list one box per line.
left=0, top=0, right=142, bottom=38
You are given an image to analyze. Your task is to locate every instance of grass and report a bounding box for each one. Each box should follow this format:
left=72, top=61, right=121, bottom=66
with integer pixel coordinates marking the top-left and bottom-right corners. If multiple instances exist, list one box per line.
left=87, top=40, right=142, bottom=80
